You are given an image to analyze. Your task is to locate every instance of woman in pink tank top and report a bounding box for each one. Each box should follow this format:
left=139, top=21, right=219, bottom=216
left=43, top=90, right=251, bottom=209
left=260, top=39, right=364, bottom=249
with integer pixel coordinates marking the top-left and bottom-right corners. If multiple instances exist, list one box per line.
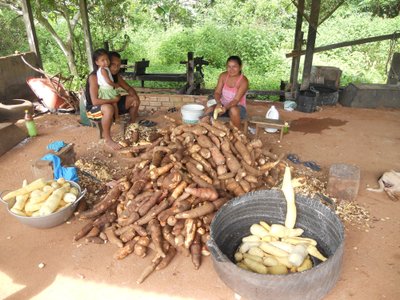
left=212, top=56, right=249, bottom=129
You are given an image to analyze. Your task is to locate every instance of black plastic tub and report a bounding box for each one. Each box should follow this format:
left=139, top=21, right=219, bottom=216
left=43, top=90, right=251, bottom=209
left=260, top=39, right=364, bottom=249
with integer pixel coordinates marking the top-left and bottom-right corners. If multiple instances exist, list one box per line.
left=312, top=85, right=339, bottom=106
left=296, top=90, right=317, bottom=113
left=208, top=190, right=345, bottom=300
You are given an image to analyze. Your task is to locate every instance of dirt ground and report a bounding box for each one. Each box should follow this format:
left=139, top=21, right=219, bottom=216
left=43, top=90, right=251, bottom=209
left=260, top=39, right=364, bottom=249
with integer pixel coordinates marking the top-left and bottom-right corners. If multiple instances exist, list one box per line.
left=0, top=101, right=399, bottom=300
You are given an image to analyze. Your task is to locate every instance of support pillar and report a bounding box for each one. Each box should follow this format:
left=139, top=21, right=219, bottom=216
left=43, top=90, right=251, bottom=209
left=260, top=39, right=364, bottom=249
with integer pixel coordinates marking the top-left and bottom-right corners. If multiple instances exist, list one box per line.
left=289, top=0, right=305, bottom=97
left=300, top=0, right=321, bottom=91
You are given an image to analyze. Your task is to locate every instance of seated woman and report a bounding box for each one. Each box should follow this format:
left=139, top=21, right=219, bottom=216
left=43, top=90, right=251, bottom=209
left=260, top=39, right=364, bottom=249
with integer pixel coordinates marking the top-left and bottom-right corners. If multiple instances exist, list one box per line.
left=85, top=49, right=140, bottom=151
left=208, top=56, right=249, bottom=129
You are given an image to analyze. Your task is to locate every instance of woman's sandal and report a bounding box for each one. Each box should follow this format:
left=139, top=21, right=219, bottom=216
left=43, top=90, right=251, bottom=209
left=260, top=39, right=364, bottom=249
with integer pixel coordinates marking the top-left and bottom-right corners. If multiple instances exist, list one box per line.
left=303, top=161, right=321, bottom=172
left=287, top=154, right=301, bottom=164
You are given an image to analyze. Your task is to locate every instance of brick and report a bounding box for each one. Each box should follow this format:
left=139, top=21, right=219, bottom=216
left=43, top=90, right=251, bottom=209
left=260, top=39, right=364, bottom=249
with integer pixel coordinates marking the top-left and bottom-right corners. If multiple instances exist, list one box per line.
left=159, top=97, right=170, bottom=102
left=162, top=102, right=173, bottom=107
left=182, top=97, right=194, bottom=103
left=149, top=97, right=158, bottom=102
left=149, top=102, right=162, bottom=107
left=327, top=164, right=360, bottom=201
left=140, top=100, right=150, bottom=106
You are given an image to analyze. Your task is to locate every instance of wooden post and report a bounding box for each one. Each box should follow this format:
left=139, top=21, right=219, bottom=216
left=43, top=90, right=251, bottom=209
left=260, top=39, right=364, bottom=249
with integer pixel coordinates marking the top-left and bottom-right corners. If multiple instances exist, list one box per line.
left=187, top=52, right=195, bottom=88
left=286, top=32, right=400, bottom=58
left=289, top=0, right=305, bottom=97
left=387, top=52, right=400, bottom=84
left=300, top=0, right=321, bottom=91
left=21, top=0, right=42, bottom=68
left=79, top=0, right=94, bottom=71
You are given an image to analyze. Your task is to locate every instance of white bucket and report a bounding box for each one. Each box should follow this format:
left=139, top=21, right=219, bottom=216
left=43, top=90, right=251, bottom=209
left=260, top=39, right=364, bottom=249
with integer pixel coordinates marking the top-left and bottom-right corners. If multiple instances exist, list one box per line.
left=181, top=104, right=205, bottom=124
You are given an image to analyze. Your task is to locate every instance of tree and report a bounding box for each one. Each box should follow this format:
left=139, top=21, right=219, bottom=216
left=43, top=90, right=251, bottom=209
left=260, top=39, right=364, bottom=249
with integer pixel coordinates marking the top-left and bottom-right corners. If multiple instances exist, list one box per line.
left=0, top=7, right=29, bottom=56
left=0, top=0, right=81, bottom=76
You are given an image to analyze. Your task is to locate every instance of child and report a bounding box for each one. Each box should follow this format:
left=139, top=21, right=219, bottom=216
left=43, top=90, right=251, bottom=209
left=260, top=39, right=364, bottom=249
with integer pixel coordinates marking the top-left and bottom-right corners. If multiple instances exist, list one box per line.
left=93, top=49, right=120, bottom=122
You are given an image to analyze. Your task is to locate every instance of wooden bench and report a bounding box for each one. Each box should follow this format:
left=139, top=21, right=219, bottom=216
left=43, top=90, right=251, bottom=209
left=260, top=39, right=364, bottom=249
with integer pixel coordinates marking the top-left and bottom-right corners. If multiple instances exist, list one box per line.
left=216, top=115, right=288, bottom=140
left=247, top=116, right=288, bottom=140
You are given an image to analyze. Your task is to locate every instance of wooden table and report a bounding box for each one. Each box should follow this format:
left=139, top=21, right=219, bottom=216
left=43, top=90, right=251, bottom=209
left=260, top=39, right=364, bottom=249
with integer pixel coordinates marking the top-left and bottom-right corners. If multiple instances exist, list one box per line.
left=245, top=116, right=288, bottom=140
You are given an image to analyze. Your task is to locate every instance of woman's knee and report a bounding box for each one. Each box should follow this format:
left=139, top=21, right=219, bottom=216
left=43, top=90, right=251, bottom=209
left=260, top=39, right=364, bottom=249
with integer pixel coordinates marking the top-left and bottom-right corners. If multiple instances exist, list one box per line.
left=229, top=106, right=240, bottom=117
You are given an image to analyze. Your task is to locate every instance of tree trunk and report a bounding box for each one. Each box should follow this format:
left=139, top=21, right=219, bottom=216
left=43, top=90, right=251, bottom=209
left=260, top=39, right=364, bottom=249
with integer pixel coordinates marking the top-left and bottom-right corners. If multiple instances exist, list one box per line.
left=35, top=10, right=79, bottom=77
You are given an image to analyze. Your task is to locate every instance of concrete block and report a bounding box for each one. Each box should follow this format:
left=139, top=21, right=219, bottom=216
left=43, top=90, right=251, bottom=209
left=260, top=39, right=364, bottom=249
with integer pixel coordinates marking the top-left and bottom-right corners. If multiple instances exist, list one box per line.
left=327, top=164, right=360, bottom=201
left=0, top=123, right=27, bottom=157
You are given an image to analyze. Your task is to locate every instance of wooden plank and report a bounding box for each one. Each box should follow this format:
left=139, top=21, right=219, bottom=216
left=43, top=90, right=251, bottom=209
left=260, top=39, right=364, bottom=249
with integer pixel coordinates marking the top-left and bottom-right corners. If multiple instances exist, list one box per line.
left=287, top=32, right=400, bottom=58
left=21, top=0, right=42, bottom=68
left=122, top=73, right=187, bottom=82
left=79, top=0, right=94, bottom=71
left=249, top=116, right=285, bottom=126
left=301, top=0, right=321, bottom=91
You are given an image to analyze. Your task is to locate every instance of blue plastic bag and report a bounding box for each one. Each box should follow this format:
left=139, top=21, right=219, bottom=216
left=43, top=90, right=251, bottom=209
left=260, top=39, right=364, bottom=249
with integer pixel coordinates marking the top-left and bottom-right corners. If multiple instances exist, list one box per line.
left=41, top=154, right=79, bottom=182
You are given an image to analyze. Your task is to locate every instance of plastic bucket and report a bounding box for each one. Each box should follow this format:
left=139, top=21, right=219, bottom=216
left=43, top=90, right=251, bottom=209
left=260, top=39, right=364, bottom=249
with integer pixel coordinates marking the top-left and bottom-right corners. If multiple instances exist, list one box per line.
left=208, top=190, right=344, bottom=300
left=181, top=104, right=205, bottom=124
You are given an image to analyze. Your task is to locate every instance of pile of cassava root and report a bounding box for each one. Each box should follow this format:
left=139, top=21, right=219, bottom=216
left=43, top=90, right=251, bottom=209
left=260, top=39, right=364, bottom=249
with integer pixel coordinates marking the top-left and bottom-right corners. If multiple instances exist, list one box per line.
left=73, top=118, right=287, bottom=284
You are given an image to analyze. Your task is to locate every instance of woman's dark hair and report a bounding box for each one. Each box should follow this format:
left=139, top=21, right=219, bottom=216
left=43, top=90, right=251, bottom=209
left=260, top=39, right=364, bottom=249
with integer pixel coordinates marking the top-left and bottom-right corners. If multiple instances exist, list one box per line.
left=227, top=55, right=242, bottom=66
left=92, top=48, right=109, bottom=71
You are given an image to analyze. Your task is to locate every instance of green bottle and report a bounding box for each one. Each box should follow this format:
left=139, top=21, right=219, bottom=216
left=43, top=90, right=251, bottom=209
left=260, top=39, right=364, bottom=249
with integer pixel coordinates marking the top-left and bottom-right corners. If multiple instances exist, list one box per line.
left=24, top=110, right=37, bottom=137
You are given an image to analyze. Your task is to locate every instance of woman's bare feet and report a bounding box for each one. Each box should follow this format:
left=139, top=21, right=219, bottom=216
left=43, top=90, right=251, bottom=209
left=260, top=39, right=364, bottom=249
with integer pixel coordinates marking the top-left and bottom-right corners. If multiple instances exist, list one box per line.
left=105, top=139, right=122, bottom=151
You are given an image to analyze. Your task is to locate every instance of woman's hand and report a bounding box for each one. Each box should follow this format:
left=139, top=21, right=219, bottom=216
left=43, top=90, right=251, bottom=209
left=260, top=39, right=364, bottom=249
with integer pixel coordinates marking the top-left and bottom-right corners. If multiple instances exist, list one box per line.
left=215, top=103, right=226, bottom=116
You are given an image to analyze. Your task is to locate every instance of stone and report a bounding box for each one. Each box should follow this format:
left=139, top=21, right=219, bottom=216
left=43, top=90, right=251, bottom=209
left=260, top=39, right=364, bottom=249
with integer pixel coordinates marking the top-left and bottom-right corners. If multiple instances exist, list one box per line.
left=327, top=163, right=360, bottom=201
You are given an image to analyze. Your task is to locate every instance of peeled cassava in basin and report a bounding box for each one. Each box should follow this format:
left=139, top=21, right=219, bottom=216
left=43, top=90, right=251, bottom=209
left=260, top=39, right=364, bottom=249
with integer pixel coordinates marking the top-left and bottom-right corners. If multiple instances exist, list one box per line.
left=0, top=181, right=86, bottom=229
left=208, top=190, right=344, bottom=300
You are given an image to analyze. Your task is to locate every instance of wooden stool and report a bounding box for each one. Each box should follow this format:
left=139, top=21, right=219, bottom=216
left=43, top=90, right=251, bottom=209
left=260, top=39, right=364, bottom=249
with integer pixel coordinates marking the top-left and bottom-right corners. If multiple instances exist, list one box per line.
left=248, top=116, right=288, bottom=140
left=88, top=114, right=130, bottom=139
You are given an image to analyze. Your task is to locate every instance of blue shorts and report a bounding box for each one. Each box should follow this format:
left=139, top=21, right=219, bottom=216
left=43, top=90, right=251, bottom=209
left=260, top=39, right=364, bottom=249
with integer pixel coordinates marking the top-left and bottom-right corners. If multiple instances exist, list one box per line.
left=219, top=105, right=247, bottom=119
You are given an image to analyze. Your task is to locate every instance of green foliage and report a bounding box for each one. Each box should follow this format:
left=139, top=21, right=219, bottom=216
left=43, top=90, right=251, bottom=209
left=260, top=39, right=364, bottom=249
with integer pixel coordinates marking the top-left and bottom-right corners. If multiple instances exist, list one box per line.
left=1, top=0, right=400, bottom=92
left=0, top=9, right=29, bottom=56
left=348, top=0, right=400, bottom=18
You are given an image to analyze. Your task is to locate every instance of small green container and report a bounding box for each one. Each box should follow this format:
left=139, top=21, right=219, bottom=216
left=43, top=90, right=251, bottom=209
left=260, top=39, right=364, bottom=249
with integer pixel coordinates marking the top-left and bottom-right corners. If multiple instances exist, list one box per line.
left=283, top=122, right=289, bottom=134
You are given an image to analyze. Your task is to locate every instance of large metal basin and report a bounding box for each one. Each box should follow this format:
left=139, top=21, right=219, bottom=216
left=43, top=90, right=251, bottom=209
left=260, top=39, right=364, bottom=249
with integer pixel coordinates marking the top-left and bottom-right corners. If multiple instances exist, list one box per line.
left=1, top=180, right=86, bottom=229
left=208, top=190, right=344, bottom=300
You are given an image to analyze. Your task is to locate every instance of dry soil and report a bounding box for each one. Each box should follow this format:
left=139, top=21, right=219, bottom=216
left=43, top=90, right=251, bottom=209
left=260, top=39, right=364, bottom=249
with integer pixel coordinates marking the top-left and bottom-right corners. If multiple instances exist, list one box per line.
left=0, top=102, right=399, bottom=300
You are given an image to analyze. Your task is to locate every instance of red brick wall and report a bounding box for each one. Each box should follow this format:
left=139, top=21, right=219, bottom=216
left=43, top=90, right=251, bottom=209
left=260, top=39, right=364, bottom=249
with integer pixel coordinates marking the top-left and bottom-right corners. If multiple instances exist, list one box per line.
left=138, top=94, right=208, bottom=112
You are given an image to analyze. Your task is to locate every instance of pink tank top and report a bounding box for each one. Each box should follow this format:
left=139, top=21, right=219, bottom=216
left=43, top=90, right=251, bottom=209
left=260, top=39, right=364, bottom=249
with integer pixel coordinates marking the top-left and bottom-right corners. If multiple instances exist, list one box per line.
left=221, top=74, right=246, bottom=108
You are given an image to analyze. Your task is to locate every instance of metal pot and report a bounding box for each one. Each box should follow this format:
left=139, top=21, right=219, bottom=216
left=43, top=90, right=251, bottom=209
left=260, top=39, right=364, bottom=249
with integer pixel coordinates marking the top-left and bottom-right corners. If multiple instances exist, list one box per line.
left=0, top=181, right=86, bottom=229
left=208, top=190, right=344, bottom=300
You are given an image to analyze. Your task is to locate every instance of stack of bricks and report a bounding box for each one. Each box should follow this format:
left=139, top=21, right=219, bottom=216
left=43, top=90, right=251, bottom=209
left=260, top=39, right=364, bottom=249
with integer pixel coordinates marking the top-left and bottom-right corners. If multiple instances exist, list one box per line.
left=138, top=94, right=208, bottom=112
